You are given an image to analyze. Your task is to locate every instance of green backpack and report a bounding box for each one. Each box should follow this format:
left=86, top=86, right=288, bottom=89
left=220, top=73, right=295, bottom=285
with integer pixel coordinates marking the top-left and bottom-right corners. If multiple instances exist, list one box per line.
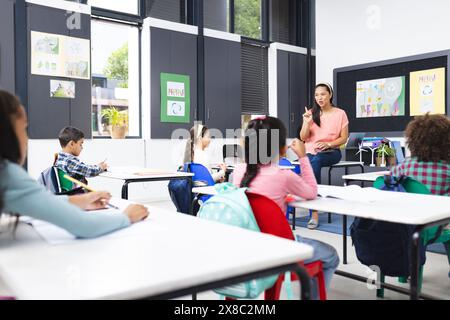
left=197, top=183, right=279, bottom=299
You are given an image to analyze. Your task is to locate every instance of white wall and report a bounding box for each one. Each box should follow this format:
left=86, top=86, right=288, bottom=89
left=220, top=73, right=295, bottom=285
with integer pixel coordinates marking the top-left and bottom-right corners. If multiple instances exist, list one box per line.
left=27, top=137, right=235, bottom=203
left=316, top=0, right=450, bottom=85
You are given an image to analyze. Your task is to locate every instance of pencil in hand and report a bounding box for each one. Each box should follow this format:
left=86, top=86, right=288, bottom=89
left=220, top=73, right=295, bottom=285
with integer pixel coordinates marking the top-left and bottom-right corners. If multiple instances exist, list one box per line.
left=63, top=174, right=119, bottom=210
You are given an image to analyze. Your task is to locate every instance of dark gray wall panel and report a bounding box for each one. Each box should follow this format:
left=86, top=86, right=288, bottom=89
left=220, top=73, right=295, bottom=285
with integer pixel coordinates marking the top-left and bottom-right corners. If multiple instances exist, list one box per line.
left=277, top=50, right=290, bottom=135
left=150, top=27, right=197, bottom=139
left=0, top=0, right=16, bottom=92
left=204, top=37, right=241, bottom=135
left=69, top=13, right=92, bottom=137
left=289, top=52, right=307, bottom=138
left=27, top=4, right=70, bottom=139
left=27, top=4, right=91, bottom=139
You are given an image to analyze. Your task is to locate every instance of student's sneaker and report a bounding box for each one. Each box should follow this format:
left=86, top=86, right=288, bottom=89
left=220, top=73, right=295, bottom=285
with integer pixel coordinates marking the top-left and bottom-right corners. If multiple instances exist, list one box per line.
left=307, top=217, right=319, bottom=230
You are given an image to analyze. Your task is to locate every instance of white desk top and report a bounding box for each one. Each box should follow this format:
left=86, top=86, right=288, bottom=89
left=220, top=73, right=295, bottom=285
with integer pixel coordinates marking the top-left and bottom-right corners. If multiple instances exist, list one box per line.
left=99, top=167, right=193, bottom=181
left=212, top=165, right=295, bottom=171
left=0, top=206, right=313, bottom=300
left=330, top=161, right=364, bottom=167
left=342, top=171, right=390, bottom=182
left=291, top=185, right=450, bottom=225
left=290, top=161, right=363, bottom=167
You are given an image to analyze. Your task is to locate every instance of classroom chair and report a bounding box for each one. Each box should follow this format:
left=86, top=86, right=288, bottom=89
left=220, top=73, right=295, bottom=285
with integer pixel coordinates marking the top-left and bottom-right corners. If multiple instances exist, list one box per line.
left=373, top=176, right=450, bottom=298
left=188, top=162, right=215, bottom=212
left=246, top=192, right=327, bottom=300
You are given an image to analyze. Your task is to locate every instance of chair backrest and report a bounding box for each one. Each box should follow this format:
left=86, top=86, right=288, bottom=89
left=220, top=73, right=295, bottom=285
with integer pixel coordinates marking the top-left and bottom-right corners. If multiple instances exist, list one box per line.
left=246, top=192, right=295, bottom=241
left=222, top=144, right=243, bottom=161
left=278, top=158, right=301, bottom=174
left=373, top=175, right=431, bottom=195
left=188, top=162, right=215, bottom=186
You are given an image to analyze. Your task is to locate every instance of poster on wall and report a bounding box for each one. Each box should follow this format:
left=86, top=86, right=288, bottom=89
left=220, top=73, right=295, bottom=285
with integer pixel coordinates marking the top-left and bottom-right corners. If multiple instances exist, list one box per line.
left=409, top=67, right=446, bottom=116
left=356, top=76, right=405, bottom=118
left=160, top=73, right=190, bottom=123
left=31, top=31, right=90, bottom=80
left=50, top=79, right=75, bottom=99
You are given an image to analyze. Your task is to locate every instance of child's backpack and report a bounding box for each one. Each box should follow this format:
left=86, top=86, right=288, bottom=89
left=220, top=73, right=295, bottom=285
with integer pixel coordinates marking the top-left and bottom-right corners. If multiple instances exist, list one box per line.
left=350, top=175, right=427, bottom=277
left=37, top=166, right=60, bottom=194
left=38, top=166, right=85, bottom=195
left=197, top=183, right=279, bottom=299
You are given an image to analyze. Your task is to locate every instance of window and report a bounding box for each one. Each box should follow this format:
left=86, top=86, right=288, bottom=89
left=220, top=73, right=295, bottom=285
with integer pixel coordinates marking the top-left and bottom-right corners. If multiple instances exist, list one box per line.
left=241, top=42, right=268, bottom=115
left=235, top=0, right=261, bottom=39
left=204, top=0, right=229, bottom=32
left=88, top=0, right=139, bottom=15
left=91, top=20, right=140, bottom=137
left=146, top=0, right=185, bottom=23
left=270, top=0, right=297, bottom=45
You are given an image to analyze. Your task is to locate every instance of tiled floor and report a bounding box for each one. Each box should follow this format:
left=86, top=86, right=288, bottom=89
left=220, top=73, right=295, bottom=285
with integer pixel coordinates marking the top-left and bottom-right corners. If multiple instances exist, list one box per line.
left=146, top=200, right=450, bottom=300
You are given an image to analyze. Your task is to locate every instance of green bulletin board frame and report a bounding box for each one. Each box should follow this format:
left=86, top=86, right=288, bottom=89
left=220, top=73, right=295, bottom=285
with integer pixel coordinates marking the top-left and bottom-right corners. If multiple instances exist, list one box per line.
left=160, top=72, right=190, bottom=123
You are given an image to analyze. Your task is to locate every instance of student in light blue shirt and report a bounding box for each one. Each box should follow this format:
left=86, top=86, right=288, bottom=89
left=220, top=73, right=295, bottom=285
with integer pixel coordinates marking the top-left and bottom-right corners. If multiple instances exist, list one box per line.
left=0, top=90, right=149, bottom=238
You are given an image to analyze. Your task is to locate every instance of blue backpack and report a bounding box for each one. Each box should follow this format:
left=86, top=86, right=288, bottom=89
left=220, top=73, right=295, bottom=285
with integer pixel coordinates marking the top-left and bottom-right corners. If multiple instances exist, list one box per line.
left=350, top=175, right=426, bottom=277
left=197, top=183, right=280, bottom=299
left=168, top=164, right=194, bottom=215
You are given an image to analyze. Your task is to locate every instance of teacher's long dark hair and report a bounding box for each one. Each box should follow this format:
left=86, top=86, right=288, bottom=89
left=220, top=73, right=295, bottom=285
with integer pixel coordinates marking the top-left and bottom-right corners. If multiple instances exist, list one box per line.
left=240, top=117, right=287, bottom=188
left=310, top=83, right=334, bottom=127
left=0, top=90, right=22, bottom=214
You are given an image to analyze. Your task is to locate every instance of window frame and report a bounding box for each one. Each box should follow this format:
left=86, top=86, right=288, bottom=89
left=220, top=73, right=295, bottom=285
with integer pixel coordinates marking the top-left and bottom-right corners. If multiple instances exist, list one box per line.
left=88, top=1, right=144, bottom=139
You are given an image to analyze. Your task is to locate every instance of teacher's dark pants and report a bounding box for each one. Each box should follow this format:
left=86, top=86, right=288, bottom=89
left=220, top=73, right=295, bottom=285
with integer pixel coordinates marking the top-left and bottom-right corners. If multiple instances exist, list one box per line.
left=307, top=149, right=342, bottom=184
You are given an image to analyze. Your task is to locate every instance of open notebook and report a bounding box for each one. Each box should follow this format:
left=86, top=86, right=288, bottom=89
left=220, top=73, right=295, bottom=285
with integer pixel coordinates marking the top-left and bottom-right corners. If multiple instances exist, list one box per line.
left=29, top=198, right=150, bottom=245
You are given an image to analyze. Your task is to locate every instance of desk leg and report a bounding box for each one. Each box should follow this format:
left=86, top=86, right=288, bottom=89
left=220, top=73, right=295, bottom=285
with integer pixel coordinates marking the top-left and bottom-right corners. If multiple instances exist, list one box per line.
left=121, top=181, right=129, bottom=200
left=328, top=167, right=333, bottom=223
left=410, top=229, right=422, bottom=300
left=292, top=208, right=296, bottom=230
left=343, top=215, right=348, bottom=265
left=359, top=164, right=364, bottom=187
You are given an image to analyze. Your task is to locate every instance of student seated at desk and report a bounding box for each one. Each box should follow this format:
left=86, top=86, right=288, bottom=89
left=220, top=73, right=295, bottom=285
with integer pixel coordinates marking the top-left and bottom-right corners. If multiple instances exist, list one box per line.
left=390, top=113, right=449, bottom=273
left=0, top=90, right=148, bottom=238
left=391, top=113, right=449, bottom=197
left=233, top=116, right=340, bottom=299
left=183, top=124, right=226, bottom=182
left=55, top=126, right=108, bottom=186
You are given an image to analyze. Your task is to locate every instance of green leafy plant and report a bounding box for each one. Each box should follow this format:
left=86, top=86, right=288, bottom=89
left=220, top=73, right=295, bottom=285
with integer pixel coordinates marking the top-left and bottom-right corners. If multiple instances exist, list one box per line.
left=101, top=107, right=128, bottom=127
left=376, top=144, right=395, bottom=157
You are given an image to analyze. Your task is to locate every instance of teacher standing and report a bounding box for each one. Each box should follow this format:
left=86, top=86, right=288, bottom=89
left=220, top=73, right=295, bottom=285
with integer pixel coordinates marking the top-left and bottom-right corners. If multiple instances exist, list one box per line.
left=300, top=83, right=349, bottom=229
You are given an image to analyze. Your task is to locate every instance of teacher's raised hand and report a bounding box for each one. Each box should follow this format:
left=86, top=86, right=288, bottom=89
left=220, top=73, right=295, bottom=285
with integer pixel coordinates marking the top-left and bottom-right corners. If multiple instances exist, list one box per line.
left=302, top=106, right=312, bottom=125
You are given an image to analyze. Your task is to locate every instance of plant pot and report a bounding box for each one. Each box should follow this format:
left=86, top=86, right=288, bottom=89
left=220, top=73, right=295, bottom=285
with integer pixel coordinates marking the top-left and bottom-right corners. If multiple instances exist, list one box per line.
left=109, top=125, right=128, bottom=139
left=387, top=155, right=397, bottom=167
left=375, top=156, right=387, bottom=167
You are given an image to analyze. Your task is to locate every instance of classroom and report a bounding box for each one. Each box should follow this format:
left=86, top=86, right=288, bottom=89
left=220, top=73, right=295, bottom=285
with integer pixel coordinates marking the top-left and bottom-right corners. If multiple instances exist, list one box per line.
left=0, top=0, right=449, bottom=305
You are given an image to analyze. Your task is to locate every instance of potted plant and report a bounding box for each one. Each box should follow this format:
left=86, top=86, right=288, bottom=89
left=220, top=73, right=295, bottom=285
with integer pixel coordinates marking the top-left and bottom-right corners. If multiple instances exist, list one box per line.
left=376, top=143, right=396, bottom=167
left=101, top=107, right=128, bottom=139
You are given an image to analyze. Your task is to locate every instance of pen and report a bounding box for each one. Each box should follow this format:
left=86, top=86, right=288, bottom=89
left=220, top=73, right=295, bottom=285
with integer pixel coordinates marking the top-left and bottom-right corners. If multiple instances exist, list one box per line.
left=63, top=175, right=120, bottom=210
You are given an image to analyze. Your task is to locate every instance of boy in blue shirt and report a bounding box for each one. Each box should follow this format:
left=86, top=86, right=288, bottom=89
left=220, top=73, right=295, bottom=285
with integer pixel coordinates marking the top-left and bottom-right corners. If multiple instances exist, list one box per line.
left=56, top=126, right=108, bottom=184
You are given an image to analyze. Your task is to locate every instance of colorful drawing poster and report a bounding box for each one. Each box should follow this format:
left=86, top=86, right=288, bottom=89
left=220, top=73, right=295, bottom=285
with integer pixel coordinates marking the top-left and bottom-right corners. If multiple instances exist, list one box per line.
left=410, top=67, right=446, bottom=116
left=356, top=76, right=405, bottom=118
left=50, top=80, right=75, bottom=99
left=31, top=31, right=90, bottom=80
left=160, top=73, right=190, bottom=123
